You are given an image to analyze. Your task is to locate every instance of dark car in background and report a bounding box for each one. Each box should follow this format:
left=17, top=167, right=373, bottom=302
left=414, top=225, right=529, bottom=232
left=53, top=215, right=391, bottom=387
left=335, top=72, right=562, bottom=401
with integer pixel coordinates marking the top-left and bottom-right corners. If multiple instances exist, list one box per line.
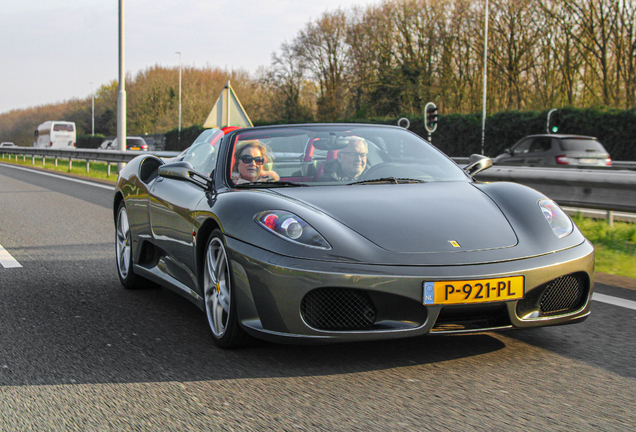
left=494, top=134, right=612, bottom=167
left=101, top=137, right=149, bottom=151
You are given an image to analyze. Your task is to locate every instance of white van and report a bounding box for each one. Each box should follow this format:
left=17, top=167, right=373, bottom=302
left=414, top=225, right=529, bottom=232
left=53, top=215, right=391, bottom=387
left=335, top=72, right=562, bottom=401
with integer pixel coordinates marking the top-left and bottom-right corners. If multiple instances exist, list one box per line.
left=35, top=121, right=76, bottom=148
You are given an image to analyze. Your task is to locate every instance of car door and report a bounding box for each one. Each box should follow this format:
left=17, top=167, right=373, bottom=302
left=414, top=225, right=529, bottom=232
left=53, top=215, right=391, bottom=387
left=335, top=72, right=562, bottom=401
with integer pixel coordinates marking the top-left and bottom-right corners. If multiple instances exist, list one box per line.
left=148, top=174, right=206, bottom=291
left=508, top=138, right=533, bottom=164
left=525, top=137, right=553, bottom=165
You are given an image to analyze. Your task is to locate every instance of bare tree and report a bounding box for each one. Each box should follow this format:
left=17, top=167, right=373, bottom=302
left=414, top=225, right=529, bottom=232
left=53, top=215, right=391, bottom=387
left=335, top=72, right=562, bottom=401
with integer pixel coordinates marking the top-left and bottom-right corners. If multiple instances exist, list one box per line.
left=293, top=9, right=351, bottom=121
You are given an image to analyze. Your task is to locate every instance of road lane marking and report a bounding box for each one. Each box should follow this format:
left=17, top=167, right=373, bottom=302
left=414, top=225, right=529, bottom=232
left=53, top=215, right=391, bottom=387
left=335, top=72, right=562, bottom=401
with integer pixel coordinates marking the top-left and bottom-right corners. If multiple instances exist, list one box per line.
left=592, top=293, right=636, bottom=311
left=0, top=163, right=115, bottom=190
left=0, top=244, right=22, bottom=268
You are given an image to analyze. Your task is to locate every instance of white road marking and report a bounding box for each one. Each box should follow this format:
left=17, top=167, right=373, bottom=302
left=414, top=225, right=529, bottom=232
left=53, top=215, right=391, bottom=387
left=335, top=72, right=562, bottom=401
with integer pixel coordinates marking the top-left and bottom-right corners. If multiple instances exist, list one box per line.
left=0, top=244, right=22, bottom=268
left=0, top=162, right=115, bottom=190
left=592, top=293, right=636, bottom=311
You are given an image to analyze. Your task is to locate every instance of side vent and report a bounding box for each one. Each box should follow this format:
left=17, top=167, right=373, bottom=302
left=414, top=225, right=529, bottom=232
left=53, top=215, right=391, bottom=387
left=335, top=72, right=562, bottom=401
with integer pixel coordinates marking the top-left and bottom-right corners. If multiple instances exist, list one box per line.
left=139, top=158, right=163, bottom=184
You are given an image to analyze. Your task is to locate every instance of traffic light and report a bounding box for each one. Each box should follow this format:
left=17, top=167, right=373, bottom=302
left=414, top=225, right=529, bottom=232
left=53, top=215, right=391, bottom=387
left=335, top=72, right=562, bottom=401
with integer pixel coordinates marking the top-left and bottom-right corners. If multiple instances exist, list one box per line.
left=424, top=102, right=438, bottom=133
left=547, top=109, right=562, bottom=134
left=552, top=111, right=562, bottom=133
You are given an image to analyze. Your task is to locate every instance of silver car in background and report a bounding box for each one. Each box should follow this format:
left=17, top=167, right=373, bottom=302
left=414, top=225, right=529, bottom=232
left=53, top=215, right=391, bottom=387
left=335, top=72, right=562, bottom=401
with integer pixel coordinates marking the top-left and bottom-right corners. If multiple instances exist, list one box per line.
left=494, top=134, right=612, bottom=167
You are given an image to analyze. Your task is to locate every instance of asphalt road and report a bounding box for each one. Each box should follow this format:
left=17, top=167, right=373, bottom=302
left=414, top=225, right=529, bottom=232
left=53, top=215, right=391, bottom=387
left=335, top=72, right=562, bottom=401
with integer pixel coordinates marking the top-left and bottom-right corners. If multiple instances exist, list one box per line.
left=1, top=162, right=635, bottom=431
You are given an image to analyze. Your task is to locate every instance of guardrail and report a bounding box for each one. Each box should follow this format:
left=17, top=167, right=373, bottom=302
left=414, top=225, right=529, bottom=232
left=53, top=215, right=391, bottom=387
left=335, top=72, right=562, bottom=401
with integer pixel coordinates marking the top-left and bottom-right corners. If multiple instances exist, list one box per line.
left=452, top=157, right=636, bottom=170
left=0, top=147, right=179, bottom=176
left=474, top=165, right=636, bottom=215
left=1, top=147, right=635, bottom=217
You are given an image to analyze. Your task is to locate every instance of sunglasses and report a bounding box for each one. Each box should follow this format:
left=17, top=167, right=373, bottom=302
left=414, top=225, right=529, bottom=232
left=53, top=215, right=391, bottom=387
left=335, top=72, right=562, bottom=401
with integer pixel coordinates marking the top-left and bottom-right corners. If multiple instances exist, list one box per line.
left=239, top=155, right=265, bottom=165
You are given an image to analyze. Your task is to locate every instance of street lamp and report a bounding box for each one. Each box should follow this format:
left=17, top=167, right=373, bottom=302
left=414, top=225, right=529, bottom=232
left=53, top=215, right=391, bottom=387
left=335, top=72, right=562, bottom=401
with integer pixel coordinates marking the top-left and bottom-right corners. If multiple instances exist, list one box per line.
left=90, top=82, right=95, bottom=136
left=481, top=0, right=489, bottom=155
left=176, top=51, right=182, bottom=135
left=117, top=0, right=127, bottom=173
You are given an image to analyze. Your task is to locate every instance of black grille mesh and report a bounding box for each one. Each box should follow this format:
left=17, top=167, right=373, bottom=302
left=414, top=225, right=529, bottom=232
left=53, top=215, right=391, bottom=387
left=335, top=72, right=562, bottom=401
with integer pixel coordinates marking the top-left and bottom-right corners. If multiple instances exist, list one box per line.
left=540, top=273, right=586, bottom=315
left=140, top=158, right=162, bottom=184
left=301, top=288, right=377, bottom=331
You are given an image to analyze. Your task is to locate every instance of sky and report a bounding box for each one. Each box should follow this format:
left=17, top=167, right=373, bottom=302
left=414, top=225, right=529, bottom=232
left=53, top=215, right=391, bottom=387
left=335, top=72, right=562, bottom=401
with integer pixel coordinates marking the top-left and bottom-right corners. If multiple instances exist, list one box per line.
left=0, top=0, right=382, bottom=115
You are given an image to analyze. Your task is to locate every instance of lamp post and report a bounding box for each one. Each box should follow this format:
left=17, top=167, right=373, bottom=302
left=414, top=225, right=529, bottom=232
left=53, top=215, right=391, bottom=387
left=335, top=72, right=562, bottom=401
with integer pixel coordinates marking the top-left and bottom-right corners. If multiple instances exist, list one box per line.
left=90, top=82, right=95, bottom=136
left=117, top=0, right=126, bottom=171
left=481, top=0, right=489, bottom=155
left=176, top=51, right=182, bottom=137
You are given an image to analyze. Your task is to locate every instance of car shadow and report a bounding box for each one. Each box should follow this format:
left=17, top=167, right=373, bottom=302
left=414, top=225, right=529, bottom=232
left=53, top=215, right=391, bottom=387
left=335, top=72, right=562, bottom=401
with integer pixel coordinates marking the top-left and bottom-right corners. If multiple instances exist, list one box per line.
left=501, top=281, right=636, bottom=379
left=0, top=266, right=506, bottom=386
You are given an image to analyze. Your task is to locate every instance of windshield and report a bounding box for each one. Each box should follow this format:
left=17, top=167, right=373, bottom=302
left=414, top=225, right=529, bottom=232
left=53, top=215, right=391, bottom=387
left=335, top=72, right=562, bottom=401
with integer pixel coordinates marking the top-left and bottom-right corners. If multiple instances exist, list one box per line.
left=127, top=138, right=146, bottom=146
left=53, top=123, right=74, bottom=132
left=227, top=125, right=468, bottom=186
left=177, top=129, right=225, bottom=176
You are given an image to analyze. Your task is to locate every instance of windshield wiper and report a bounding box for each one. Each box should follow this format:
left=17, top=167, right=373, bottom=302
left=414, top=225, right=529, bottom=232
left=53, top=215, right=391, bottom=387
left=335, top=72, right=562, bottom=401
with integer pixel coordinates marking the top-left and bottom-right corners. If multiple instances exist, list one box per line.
left=235, top=180, right=309, bottom=188
left=347, top=177, right=425, bottom=185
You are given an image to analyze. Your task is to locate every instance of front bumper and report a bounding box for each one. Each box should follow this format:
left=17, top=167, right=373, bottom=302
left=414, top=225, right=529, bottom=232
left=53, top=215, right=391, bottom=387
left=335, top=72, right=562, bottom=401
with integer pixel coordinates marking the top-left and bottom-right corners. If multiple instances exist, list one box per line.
left=226, top=237, right=595, bottom=344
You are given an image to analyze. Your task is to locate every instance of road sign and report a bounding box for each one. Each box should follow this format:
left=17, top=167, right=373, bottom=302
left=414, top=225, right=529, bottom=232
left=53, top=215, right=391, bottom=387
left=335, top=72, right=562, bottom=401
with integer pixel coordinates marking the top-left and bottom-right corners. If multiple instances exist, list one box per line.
left=203, top=81, right=253, bottom=128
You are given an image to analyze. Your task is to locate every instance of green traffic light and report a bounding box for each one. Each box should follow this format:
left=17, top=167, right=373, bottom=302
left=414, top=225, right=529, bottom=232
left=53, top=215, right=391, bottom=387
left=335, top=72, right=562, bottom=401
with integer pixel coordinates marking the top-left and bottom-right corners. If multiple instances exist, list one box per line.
left=551, top=126, right=559, bottom=133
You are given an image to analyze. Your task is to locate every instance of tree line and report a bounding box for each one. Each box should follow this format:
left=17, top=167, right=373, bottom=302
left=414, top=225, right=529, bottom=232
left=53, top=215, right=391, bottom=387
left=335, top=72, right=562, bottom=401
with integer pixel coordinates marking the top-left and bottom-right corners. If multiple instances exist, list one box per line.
left=270, top=0, right=636, bottom=121
left=1, top=0, right=635, bottom=147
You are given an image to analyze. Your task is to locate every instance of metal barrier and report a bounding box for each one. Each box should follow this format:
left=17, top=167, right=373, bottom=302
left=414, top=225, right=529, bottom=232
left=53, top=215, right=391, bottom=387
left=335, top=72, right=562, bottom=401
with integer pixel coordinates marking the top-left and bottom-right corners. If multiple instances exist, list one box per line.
left=475, top=166, right=636, bottom=213
left=0, top=147, right=179, bottom=176
left=452, top=157, right=636, bottom=170
left=451, top=156, right=636, bottom=215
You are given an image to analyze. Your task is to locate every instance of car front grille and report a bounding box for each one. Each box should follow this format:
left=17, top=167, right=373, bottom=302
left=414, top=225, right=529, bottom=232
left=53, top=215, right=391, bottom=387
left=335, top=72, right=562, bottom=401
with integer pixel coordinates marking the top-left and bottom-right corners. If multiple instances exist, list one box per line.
left=301, top=288, right=377, bottom=331
left=539, top=273, right=587, bottom=315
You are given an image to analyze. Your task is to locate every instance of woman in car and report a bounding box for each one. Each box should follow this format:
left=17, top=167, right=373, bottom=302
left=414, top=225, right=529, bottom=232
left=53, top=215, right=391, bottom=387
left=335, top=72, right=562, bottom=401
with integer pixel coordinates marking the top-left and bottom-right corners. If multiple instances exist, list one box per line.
left=232, top=140, right=279, bottom=184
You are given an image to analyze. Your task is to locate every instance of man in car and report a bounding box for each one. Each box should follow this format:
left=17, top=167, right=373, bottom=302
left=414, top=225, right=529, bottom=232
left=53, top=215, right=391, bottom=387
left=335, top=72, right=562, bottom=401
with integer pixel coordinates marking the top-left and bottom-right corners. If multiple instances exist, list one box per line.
left=319, top=137, right=369, bottom=181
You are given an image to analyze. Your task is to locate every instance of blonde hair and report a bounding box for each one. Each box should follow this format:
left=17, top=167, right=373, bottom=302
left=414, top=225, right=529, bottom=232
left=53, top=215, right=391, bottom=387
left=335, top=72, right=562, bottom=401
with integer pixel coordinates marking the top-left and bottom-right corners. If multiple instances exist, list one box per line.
left=233, top=140, right=273, bottom=172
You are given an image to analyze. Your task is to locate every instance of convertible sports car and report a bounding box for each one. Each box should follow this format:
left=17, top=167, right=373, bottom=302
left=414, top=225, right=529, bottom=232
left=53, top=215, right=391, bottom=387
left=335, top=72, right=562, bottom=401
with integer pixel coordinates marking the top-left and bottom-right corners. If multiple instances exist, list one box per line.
left=114, top=124, right=595, bottom=347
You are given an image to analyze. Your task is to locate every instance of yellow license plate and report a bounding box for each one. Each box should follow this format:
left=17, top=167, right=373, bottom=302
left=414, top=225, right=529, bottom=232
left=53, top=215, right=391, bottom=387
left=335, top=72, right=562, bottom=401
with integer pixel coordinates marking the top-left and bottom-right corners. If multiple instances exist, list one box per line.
left=423, top=276, right=524, bottom=305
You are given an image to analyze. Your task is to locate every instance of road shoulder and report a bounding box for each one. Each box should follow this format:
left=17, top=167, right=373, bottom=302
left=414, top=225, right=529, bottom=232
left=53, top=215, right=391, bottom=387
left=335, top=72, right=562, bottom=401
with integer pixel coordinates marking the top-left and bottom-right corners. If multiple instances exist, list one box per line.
left=596, top=272, right=636, bottom=291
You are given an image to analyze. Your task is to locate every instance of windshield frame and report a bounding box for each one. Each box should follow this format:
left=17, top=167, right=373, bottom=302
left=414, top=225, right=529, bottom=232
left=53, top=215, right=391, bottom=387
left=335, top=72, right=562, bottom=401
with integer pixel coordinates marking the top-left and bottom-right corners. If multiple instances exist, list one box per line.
left=224, top=124, right=470, bottom=188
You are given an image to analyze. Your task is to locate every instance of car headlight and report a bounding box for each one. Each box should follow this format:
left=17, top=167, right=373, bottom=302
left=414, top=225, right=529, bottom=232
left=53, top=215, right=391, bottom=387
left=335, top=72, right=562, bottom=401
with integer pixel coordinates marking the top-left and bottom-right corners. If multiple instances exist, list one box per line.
left=538, top=199, right=573, bottom=238
left=255, top=211, right=331, bottom=250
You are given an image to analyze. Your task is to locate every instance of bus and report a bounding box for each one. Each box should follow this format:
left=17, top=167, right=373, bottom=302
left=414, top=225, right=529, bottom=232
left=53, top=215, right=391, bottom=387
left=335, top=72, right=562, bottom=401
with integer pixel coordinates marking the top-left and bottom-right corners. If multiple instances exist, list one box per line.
left=34, top=121, right=76, bottom=148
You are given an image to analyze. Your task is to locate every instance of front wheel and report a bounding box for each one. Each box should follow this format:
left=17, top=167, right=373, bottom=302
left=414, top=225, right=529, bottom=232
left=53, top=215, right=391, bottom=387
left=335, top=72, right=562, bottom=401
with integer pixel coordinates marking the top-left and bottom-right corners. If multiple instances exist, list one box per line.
left=116, top=201, right=138, bottom=288
left=115, top=201, right=154, bottom=289
left=203, top=230, right=249, bottom=348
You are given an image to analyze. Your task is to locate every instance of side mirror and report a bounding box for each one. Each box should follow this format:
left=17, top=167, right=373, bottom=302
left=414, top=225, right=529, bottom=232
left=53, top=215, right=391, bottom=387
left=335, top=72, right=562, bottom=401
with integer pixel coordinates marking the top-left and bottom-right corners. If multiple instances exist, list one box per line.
left=464, top=154, right=493, bottom=176
left=504, top=148, right=512, bottom=155
left=158, top=161, right=212, bottom=189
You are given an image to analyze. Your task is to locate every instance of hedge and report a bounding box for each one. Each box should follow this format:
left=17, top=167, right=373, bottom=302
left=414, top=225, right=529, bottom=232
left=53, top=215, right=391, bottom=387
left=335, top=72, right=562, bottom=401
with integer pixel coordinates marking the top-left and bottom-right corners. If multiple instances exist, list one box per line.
left=341, top=107, right=636, bottom=160
left=77, top=134, right=106, bottom=149
left=164, top=125, right=206, bottom=152
left=160, top=107, right=636, bottom=160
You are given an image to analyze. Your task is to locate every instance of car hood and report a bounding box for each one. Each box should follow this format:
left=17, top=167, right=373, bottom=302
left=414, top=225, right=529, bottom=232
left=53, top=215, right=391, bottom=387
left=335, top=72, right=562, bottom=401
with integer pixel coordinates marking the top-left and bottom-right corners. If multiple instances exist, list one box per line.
left=274, top=182, right=517, bottom=253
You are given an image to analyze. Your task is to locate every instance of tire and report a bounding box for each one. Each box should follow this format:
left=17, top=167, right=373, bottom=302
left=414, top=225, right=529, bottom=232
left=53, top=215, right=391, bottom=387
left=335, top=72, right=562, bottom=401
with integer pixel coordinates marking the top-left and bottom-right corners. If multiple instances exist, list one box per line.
left=203, top=230, right=249, bottom=348
left=115, top=201, right=147, bottom=289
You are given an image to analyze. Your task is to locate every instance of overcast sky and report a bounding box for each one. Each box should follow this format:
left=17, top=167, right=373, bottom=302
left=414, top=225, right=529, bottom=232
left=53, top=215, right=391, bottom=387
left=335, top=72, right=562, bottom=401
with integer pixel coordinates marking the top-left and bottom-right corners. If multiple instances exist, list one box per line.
left=0, top=0, right=382, bottom=114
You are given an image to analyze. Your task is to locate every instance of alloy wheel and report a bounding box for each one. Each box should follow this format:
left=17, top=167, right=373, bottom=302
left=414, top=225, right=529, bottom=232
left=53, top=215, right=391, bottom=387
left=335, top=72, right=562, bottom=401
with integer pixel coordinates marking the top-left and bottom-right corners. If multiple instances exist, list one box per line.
left=204, top=237, right=231, bottom=338
left=116, top=206, right=131, bottom=279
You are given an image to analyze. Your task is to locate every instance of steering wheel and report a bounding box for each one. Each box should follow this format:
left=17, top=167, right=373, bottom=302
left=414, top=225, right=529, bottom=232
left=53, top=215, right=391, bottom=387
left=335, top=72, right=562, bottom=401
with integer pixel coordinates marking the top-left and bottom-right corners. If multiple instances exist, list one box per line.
left=358, top=163, right=406, bottom=181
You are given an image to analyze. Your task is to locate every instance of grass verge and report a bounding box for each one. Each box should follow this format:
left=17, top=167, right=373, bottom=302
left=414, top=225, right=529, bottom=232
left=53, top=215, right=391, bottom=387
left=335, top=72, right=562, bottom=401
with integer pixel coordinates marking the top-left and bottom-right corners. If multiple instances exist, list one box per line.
left=571, top=214, right=636, bottom=278
left=1, top=155, right=117, bottom=183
